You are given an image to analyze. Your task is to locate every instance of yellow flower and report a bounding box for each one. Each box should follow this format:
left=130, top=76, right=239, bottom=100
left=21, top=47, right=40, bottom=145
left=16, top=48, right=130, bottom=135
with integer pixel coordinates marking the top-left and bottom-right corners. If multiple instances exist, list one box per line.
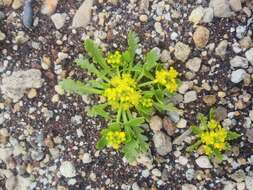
left=203, top=145, right=212, bottom=156
left=142, top=98, right=153, bottom=107
left=103, top=74, right=141, bottom=110
left=105, top=131, right=126, bottom=150
left=154, top=67, right=179, bottom=93
left=107, top=50, right=122, bottom=66
left=208, top=119, right=219, bottom=129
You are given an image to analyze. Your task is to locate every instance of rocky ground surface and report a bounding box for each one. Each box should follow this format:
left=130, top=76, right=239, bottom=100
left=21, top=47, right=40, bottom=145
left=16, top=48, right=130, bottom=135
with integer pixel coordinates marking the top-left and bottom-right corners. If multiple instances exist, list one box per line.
left=1, top=0, right=253, bottom=189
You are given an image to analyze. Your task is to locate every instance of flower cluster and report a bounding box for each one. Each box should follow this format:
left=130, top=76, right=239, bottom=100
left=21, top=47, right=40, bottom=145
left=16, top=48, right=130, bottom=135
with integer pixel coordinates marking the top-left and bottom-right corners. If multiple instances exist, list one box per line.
left=200, top=119, right=228, bottom=155
left=142, top=98, right=153, bottom=108
left=107, top=51, right=122, bottom=66
left=105, top=131, right=126, bottom=150
left=154, top=67, right=179, bottom=93
left=103, top=74, right=141, bottom=110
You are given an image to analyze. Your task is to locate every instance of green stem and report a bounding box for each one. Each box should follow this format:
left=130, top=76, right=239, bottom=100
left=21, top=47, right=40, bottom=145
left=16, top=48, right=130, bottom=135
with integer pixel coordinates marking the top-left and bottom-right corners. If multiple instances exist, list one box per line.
left=126, top=110, right=132, bottom=120
left=116, top=109, right=122, bottom=123
left=138, top=81, right=154, bottom=88
left=122, top=110, right=128, bottom=123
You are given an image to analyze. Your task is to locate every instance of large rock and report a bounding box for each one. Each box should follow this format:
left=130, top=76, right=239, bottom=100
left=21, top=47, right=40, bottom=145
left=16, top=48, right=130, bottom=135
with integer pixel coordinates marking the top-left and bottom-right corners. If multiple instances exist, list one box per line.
left=72, top=0, right=93, bottom=28
left=209, top=0, right=233, bottom=18
left=193, top=26, right=210, bottom=48
left=153, top=131, right=172, bottom=156
left=174, top=42, right=191, bottom=62
left=1, top=69, right=44, bottom=102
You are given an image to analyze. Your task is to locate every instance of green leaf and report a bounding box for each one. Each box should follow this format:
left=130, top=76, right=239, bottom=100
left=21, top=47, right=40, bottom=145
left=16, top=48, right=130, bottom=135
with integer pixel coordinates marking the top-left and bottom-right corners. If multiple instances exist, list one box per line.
left=87, top=80, right=108, bottom=89
left=186, top=140, right=201, bottom=152
left=96, top=136, right=107, bottom=149
left=209, top=108, right=216, bottom=120
left=125, top=117, right=145, bottom=127
left=84, top=39, right=110, bottom=72
left=122, top=140, right=139, bottom=162
left=227, top=131, right=240, bottom=140
left=88, top=104, right=110, bottom=119
left=144, top=49, right=159, bottom=71
left=213, top=148, right=223, bottom=161
left=197, top=113, right=208, bottom=130
left=60, top=79, right=102, bottom=95
left=154, top=102, right=177, bottom=113
left=191, top=126, right=202, bottom=135
left=127, top=31, right=139, bottom=62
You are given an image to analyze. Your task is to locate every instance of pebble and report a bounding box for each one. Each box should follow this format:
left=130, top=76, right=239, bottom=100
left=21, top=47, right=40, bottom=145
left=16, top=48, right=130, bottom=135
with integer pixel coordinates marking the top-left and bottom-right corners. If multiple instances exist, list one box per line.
left=209, top=0, right=233, bottom=18
left=139, top=14, right=148, bottom=22
left=163, top=117, right=176, bottom=136
left=153, top=131, right=172, bottom=156
left=55, top=85, right=64, bottom=95
left=59, top=161, right=76, bottom=178
left=245, top=176, right=253, bottom=190
left=230, top=56, right=248, bottom=68
left=151, top=168, right=161, bottom=177
left=184, top=91, right=197, bottom=103
left=215, top=106, right=228, bottom=121
left=249, top=110, right=253, bottom=121
left=246, top=128, right=253, bottom=143
left=245, top=48, right=253, bottom=65
left=236, top=25, right=247, bottom=39
left=230, top=169, right=246, bottom=183
left=0, top=31, right=6, bottom=41
left=193, top=26, right=210, bottom=48
left=182, top=184, right=197, bottom=190
left=203, top=95, right=217, bottom=106
left=202, top=8, right=214, bottom=23
left=41, top=0, right=58, bottom=15
left=195, top=156, right=213, bottom=168
left=160, top=49, right=171, bottom=63
left=229, top=0, right=242, bottom=12
left=51, top=13, right=66, bottom=29
left=176, top=119, right=187, bottom=129
left=12, top=0, right=23, bottom=10
left=188, top=6, right=204, bottom=25
left=150, top=115, right=162, bottom=132
left=81, top=153, right=92, bottom=164
left=27, top=89, right=37, bottom=99
left=239, top=36, right=252, bottom=49
left=178, top=156, right=188, bottom=165
left=215, top=40, right=228, bottom=58
left=154, top=22, right=163, bottom=34
left=174, top=42, right=191, bottom=62
left=71, top=115, right=83, bottom=126
left=231, top=69, right=246, bottom=83
left=72, top=0, right=93, bottom=28
left=186, top=57, right=202, bottom=72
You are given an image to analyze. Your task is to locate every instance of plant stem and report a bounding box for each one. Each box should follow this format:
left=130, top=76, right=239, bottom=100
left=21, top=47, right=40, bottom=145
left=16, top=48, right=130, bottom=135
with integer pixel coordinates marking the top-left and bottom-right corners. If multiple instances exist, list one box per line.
left=122, top=110, right=128, bottom=123
left=138, top=81, right=154, bottom=88
left=116, top=109, right=122, bottom=123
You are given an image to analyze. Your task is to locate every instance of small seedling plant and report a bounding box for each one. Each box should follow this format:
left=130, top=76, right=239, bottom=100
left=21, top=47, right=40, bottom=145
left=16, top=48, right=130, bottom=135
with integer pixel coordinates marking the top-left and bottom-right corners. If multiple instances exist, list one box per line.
left=60, top=32, right=180, bottom=162
left=187, top=109, right=240, bottom=160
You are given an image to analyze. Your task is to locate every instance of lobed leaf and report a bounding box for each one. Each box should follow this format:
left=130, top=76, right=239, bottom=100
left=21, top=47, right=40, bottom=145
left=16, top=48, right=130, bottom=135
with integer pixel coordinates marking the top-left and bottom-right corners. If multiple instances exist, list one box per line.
left=88, top=104, right=110, bottom=119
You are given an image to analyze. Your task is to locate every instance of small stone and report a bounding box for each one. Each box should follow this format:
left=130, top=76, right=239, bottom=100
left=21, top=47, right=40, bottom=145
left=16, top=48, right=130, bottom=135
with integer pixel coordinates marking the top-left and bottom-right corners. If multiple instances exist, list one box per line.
left=51, top=13, right=66, bottom=29
left=239, top=36, right=252, bottom=49
left=246, top=128, right=253, bottom=143
left=245, top=176, right=253, bottom=190
left=41, top=0, right=58, bottom=15
left=195, top=156, right=212, bottom=168
left=174, top=42, right=191, bottom=62
left=139, top=14, right=148, bottom=22
left=215, top=107, right=228, bottom=121
left=0, top=31, right=6, bottom=41
left=230, top=169, right=246, bottom=183
left=81, top=153, right=92, bottom=164
left=178, top=81, right=193, bottom=94
left=71, top=115, right=83, bottom=126
left=186, top=57, right=202, bottom=72
left=245, top=48, right=253, bottom=65
left=12, top=0, right=23, bottom=9
left=151, top=168, right=161, bottom=177
left=160, top=49, right=171, bottom=63
left=60, top=161, right=76, bottom=178
left=31, top=150, right=45, bottom=161
left=202, top=8, right=214, bottom=23
left=41, top=56, right=51, bottom=70
left=188, top=6, right=204, bottom=25
left=236, top=25, right=247, bottom=39
left=154, top=22, right=163, bottom=34
left=27, top=89, right=37, bottom=99
left=0, top=148, right=13, bottom=163
left=178, top=156, right=188, bottom=165
left=249, top=110, right=253, bottom=121
left=182, top=184, right=197, bottom=190
left=153, top=131, right=172, bottom=156
left=229, top=0, right=242, bottom=12
left=193, top=26, right=210, bottom=48
left=150, top=115, right=162, bottom=132
left=230, top=56, right=248, bottom=68
left=210, top=0, right=233, bottom=18
left=184, top=91, right=197, bottom=103
left=163, top=117, right=176, bottom=136
left=177, top=119, right=187, bottom=129
left=215, top=40, right=228, bottom=58
left=203, top=95, right=216, bottom=106
left=72, top=0, right=93, bottom=28
left=51, top=94, right=59, bottom=103
left=231, top=69, right=246, bottom=83
left=2, top=0, right=12, bottom=6
left=55, top=85, right=64, bottom=95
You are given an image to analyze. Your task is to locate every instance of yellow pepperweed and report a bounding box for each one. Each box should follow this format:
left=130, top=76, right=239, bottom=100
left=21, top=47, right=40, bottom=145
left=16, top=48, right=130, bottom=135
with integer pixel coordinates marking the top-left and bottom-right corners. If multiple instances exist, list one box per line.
left=154, top=67, right=179, bottom=93
left=103, top=74, right=141, bottom=110
left=105, top=131, right=126, bottom=150
left=142, top=98, right=153, bottom=108
left=107, top=51, right=122, bottom=66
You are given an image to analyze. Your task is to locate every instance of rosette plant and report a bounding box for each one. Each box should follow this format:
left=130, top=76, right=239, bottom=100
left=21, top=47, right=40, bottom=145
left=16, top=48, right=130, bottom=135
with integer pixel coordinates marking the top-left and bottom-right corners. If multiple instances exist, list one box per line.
left=60, top=32, right=180, bottom=162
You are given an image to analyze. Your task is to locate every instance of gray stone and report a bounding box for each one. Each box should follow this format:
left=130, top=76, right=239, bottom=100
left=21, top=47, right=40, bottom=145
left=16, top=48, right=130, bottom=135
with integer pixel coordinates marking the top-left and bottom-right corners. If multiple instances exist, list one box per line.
left=174, top=42, right=191, bottom=62
left=203, top=8, right=214, bottom=23
left=230, top=169, right=246, bottom=183
left=160, top=49, right=171, bottom=63
left=230, top=69, right=246, bottom=83
left=60, top=161, right=76, bottom=178
left=245, top=176, right=253, bottom=190
left=245, top=48, right=253, bottom=65
left=81, top=153, right=92, bottom=164
left=210, top=0, right=233, bottom=18
left=215, top=40, right=228, bottom=58
left=236, top=25, right=247, bottom=39
left=186, top=57, right=202, bottom=72
left=215, top=106, right=228, bottom=121
left=246, top=128, right=253, bottom=143
left=153, top=131, right=172, bottom=156
left=71, top=115, right=83, bottom=125
left=6, top=175, right=32, bottom=190
left=150, top=115, right=162, bottom=132
left=12, top=0, right=23, bottom=10
left=0, top=31, right=6, bottom=41
left=51, top=13, right=66, bottom=29
left=182, top=184, right=197, bottom=190
left=230, top=56, right=248, bottom=68
left=1, top=69, right=43, bottom=102
left=184, top=91, right=197, bottom=103
left=188, top=6, right=204, bottom=25
left=229, top=0, right=242, bottom=12
left=72, top=0, right=93, bottom=28
left=195, top=156, right=212, bottom=168
left=0, top=148, right=12, bottom=163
